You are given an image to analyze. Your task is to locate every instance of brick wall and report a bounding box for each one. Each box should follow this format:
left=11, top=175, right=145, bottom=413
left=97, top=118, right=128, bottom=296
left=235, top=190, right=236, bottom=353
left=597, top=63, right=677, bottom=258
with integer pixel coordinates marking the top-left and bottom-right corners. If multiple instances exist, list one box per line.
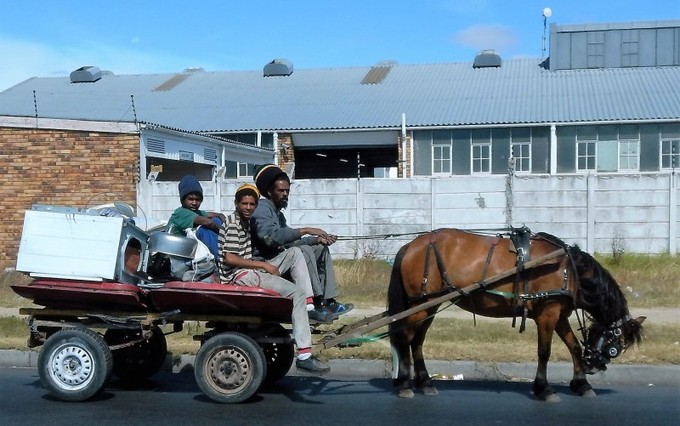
left=0, top=127, right=140, bottom=265
left=277, top=133, right=295, bottom=172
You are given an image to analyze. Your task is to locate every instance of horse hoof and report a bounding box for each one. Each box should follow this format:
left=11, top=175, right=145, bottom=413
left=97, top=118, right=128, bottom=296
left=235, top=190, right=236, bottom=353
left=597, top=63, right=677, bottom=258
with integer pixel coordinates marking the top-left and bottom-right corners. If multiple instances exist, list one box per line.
left=581, top=389, right=597, bottom=398
left=421, top=386, right=438, bottom=396
left=398, top=389, right=415, bottom=398
left=544, top=393, right=562, bottom=403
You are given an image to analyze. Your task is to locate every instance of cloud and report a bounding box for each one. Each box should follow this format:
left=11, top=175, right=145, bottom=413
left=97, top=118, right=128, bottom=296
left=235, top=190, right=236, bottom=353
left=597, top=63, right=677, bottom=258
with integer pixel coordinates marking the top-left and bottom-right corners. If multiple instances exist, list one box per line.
left=453, top=24, right=518, bottom=53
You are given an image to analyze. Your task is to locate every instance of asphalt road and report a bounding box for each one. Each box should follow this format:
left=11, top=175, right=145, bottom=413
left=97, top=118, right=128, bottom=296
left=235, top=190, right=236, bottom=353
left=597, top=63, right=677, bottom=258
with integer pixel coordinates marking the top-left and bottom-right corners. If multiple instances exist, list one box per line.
left=1, top=366, right=678, bottom=426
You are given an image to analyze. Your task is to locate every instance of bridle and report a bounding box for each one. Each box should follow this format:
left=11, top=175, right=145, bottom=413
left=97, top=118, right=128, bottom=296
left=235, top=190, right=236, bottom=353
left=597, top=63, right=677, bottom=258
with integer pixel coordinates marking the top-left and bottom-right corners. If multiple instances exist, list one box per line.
left=579, top=312, right=632, bottom=373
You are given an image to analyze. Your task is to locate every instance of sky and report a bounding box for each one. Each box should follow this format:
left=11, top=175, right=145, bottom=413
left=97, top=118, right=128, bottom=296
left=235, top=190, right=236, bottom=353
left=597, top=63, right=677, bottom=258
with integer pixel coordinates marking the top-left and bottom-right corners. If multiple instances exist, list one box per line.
left=1, top=0, right=679, bottom=92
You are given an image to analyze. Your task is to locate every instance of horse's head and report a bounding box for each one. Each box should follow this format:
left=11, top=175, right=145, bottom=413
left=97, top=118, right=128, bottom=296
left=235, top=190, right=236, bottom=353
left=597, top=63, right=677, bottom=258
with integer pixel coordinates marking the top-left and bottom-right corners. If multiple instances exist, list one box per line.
left=566, top=247, right=646, bottom=373
left=582, top=315, right=646, bottom=373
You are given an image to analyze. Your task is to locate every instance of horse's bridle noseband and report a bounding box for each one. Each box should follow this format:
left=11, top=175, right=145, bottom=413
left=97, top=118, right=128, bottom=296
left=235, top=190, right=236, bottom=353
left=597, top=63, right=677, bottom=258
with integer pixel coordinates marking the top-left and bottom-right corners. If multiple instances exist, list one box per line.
left=581, top=314, right=631, bottom=373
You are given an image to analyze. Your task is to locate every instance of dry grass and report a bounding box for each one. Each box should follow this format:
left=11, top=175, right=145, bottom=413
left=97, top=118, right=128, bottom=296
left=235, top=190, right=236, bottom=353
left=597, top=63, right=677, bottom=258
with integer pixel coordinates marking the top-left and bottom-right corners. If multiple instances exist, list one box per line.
left=334, top=259, right=391, bottom=307
left=320, top=317, right=678, bottom=365
left=0, top=266, right=33, bottom=308
left=334, top=255, right=680, bottom=309
left=597, top=253, right=680, bottom=308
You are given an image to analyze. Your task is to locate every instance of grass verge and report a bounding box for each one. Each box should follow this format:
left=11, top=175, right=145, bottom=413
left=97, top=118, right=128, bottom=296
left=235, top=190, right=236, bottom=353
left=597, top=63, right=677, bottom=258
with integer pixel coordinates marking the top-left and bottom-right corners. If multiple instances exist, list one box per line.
left=1, top=255, right=678, bottom=365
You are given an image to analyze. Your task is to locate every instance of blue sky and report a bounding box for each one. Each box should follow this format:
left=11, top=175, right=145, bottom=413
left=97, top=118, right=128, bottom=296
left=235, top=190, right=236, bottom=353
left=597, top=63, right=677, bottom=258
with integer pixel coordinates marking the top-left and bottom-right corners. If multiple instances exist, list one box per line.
left=1, top=0, right=679, bottom=92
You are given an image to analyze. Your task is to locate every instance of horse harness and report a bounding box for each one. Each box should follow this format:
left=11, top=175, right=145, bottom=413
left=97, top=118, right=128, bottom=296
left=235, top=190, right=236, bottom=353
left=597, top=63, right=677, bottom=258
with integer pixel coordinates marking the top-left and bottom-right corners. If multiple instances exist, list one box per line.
left=415, top=227, right=573, bottom=332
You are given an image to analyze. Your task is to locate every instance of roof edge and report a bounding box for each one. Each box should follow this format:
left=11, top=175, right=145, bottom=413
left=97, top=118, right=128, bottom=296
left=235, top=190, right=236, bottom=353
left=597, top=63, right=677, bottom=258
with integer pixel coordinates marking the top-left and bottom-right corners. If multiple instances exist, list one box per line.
left=0, top=115, right=139, bottom=133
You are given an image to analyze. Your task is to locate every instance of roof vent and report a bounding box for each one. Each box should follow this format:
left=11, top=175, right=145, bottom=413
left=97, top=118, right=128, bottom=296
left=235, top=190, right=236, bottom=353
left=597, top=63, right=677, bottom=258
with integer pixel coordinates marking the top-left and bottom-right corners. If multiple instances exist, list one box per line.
left=473, top=50, right=502, bottom=68
left=70, top=66, right=102, bottom=83
left=263, top=59, right=294, bottom=77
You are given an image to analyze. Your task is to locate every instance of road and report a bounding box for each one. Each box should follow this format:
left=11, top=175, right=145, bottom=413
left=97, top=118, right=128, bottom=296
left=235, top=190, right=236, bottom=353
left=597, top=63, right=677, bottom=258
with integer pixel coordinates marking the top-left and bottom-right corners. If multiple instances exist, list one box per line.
left=1, top=366, right=678, bottom=426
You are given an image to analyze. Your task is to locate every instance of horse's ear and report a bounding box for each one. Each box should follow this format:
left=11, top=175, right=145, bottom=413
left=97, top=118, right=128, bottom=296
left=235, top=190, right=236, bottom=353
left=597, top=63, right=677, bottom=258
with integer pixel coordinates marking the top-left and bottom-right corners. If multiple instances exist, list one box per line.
left=633, top=316, right=646, bottom=325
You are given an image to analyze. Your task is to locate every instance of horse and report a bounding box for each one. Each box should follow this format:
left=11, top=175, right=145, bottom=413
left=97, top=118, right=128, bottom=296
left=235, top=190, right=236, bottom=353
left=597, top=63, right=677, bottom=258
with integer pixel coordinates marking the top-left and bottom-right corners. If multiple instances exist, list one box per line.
left=387, top=228, right=645, bottom=402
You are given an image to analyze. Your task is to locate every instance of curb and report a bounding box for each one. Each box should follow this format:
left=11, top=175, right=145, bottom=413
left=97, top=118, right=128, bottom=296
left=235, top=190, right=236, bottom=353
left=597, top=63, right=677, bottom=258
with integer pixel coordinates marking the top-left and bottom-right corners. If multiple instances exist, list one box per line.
left=3, top=349, right=678, bottom=386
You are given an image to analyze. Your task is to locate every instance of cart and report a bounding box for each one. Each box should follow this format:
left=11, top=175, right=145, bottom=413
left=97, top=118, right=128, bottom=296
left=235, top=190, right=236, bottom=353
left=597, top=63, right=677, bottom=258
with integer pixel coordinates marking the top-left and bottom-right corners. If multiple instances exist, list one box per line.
left=13, top=279, right=296, bottom=403
left=11, top=248, right=565, bottom=403
left=11, top=204, right=565, bottom=403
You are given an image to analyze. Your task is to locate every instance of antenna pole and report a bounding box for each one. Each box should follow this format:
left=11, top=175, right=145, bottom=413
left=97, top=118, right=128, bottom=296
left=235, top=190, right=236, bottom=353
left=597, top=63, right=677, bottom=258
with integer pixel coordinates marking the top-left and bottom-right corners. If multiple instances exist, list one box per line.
left=541, top=7, right=552, bottom=58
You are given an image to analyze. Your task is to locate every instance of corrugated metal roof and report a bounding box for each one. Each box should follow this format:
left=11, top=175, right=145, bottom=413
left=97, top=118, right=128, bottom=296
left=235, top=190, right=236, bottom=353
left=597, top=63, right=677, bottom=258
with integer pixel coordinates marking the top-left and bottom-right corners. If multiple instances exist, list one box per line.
left=1, top=58, right=678, bottom=133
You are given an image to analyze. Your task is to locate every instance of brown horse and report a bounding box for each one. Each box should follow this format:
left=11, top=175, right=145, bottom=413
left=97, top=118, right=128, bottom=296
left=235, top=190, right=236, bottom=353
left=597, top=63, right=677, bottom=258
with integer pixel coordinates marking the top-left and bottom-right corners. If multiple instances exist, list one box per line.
left=388, top=228, right=645, bottom=401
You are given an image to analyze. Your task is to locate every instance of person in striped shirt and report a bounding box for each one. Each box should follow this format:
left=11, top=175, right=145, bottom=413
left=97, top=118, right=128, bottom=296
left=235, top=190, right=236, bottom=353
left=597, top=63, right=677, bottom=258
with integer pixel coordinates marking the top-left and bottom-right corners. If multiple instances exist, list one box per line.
left=217, top=183, right=330, bottom=373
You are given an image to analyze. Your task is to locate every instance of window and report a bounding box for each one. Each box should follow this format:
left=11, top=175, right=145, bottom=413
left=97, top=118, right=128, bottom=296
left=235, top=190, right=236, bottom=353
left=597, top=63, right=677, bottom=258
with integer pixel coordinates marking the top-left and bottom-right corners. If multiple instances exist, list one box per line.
left=587, top=32, right=605, bottom=68
left=412, top=133, right=432, bottom=176
left=222, top=132, right=275, bottom=149
left=577, top=126, right=597, bottom=171
left=621, top=30, right=639, bottom=67
left=432, top=130, right=452, bottom=174
left=471, top=130, right=491, bottom=174
left=510, top=128, right=531, bottom=173
left=597, top=139, right=618, bottom=172
left=472, top=144, right=491, bottom=173
left=433, top=144, right=451, bottom=174
left=224, top=160, right=238, bottom=178
left=577, top=140, right=596, bottom=171
left=238, top=162, right=255, bottom=178
left=619, top=139, right=640, bottom=170
left=661, top=139, right=680, bottom=169
left=260, top=133, right=274, bottom=149
left=574, top=125, right=641, bottom=173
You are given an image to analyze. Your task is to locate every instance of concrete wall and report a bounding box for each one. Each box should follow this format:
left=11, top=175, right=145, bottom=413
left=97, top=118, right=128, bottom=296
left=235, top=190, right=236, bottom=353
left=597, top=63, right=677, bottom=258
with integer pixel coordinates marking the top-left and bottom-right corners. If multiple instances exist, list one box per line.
left=142, top=173, right=679, bottom=259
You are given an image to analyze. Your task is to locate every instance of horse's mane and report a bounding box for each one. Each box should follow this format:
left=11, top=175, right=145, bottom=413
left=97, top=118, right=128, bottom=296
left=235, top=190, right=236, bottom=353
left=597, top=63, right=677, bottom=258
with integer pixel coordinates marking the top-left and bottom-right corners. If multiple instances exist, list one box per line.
left=571, top=249, right=631, bottom=322
left=534, top=232, right=628, bottom=325
left=533, top=232, right=570, bottom=250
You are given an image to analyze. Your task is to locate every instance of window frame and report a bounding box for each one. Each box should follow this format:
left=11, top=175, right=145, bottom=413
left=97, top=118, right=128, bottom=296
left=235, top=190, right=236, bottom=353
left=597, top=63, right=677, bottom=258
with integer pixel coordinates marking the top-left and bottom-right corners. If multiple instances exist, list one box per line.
left=510, top=130, right=532, bottom=174
left=471, top=142, right=491, bottom=174
left=621, top=30, right=640, bottom=67
left=618, top=139, right=640, bottom=171
left=237, top=162, right=255, bottom=178
left=586, top=31, right=605, bottom=68
left=576, top=139, right=597, bottom=172
left=661, top=138, right=680, bottom=170
left=432, top=143, right=452, bottom=175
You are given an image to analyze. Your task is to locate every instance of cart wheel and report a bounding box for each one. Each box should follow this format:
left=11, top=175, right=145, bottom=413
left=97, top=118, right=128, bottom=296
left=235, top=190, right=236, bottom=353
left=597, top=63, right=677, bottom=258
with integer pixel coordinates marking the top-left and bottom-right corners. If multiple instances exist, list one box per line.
left=261, top=326, right=295, bottom=385
left=104, top=326, right=167, bottom=381
left=194, top=332, right=266, bottom=403
left=38, top=328, right=113, bottom=402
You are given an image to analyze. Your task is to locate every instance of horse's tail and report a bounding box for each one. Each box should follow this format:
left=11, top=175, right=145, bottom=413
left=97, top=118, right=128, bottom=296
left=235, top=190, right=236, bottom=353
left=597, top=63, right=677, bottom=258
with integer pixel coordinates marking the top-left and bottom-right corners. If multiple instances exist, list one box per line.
left=387, top=243, right=410, bottom=323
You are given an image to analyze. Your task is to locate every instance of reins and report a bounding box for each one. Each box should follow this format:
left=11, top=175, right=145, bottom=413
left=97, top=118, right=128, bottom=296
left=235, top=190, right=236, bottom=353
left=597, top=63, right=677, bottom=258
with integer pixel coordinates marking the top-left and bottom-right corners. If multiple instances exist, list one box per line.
left=334, top=227, right=521, bottom=241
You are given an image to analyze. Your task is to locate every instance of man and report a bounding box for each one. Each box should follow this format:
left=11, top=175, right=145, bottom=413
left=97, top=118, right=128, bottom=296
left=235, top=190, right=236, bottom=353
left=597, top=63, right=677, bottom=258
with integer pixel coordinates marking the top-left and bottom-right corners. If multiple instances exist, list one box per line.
left=251, top=164, right=353, bottom=315
left=167, top=175, right=226, bottom=260
left=217, top=183, right=330, bottom=373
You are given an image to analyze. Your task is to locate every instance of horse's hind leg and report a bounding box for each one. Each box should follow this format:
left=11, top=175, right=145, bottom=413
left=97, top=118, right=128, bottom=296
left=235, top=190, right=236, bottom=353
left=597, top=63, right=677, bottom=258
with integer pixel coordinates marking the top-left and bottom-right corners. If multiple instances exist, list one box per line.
left=411, top=312, right=438, bottom=396
left=555, top=316, right=595, bottom=397
left=391, top=324, right=415, bottom=398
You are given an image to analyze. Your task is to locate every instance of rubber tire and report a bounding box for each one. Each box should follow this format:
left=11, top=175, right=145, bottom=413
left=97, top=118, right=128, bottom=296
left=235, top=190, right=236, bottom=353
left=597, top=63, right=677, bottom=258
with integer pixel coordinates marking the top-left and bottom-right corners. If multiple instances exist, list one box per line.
left=38, top=328, right=113, bottom=402
left=261, top=326, right=295, bottom=385
left=104, top=326, right=168, bottom=382
left=194, top=332, right=266, bottom=403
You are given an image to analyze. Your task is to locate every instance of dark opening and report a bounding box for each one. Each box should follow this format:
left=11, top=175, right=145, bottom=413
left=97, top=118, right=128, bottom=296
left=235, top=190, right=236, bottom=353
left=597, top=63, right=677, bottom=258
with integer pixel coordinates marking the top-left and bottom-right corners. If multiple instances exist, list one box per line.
left=294, top=146, right=398, bottom=178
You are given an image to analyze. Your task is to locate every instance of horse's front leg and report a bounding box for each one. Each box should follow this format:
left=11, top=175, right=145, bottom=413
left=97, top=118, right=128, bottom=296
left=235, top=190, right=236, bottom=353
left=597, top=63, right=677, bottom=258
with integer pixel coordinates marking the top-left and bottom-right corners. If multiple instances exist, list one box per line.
left=555, top=316, right=596, bottom=397
left=390, top=324, right=415, bottom=398
left=533, top=311, right=561, bottom=402
left=411, top=312, right=438, bottom=396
